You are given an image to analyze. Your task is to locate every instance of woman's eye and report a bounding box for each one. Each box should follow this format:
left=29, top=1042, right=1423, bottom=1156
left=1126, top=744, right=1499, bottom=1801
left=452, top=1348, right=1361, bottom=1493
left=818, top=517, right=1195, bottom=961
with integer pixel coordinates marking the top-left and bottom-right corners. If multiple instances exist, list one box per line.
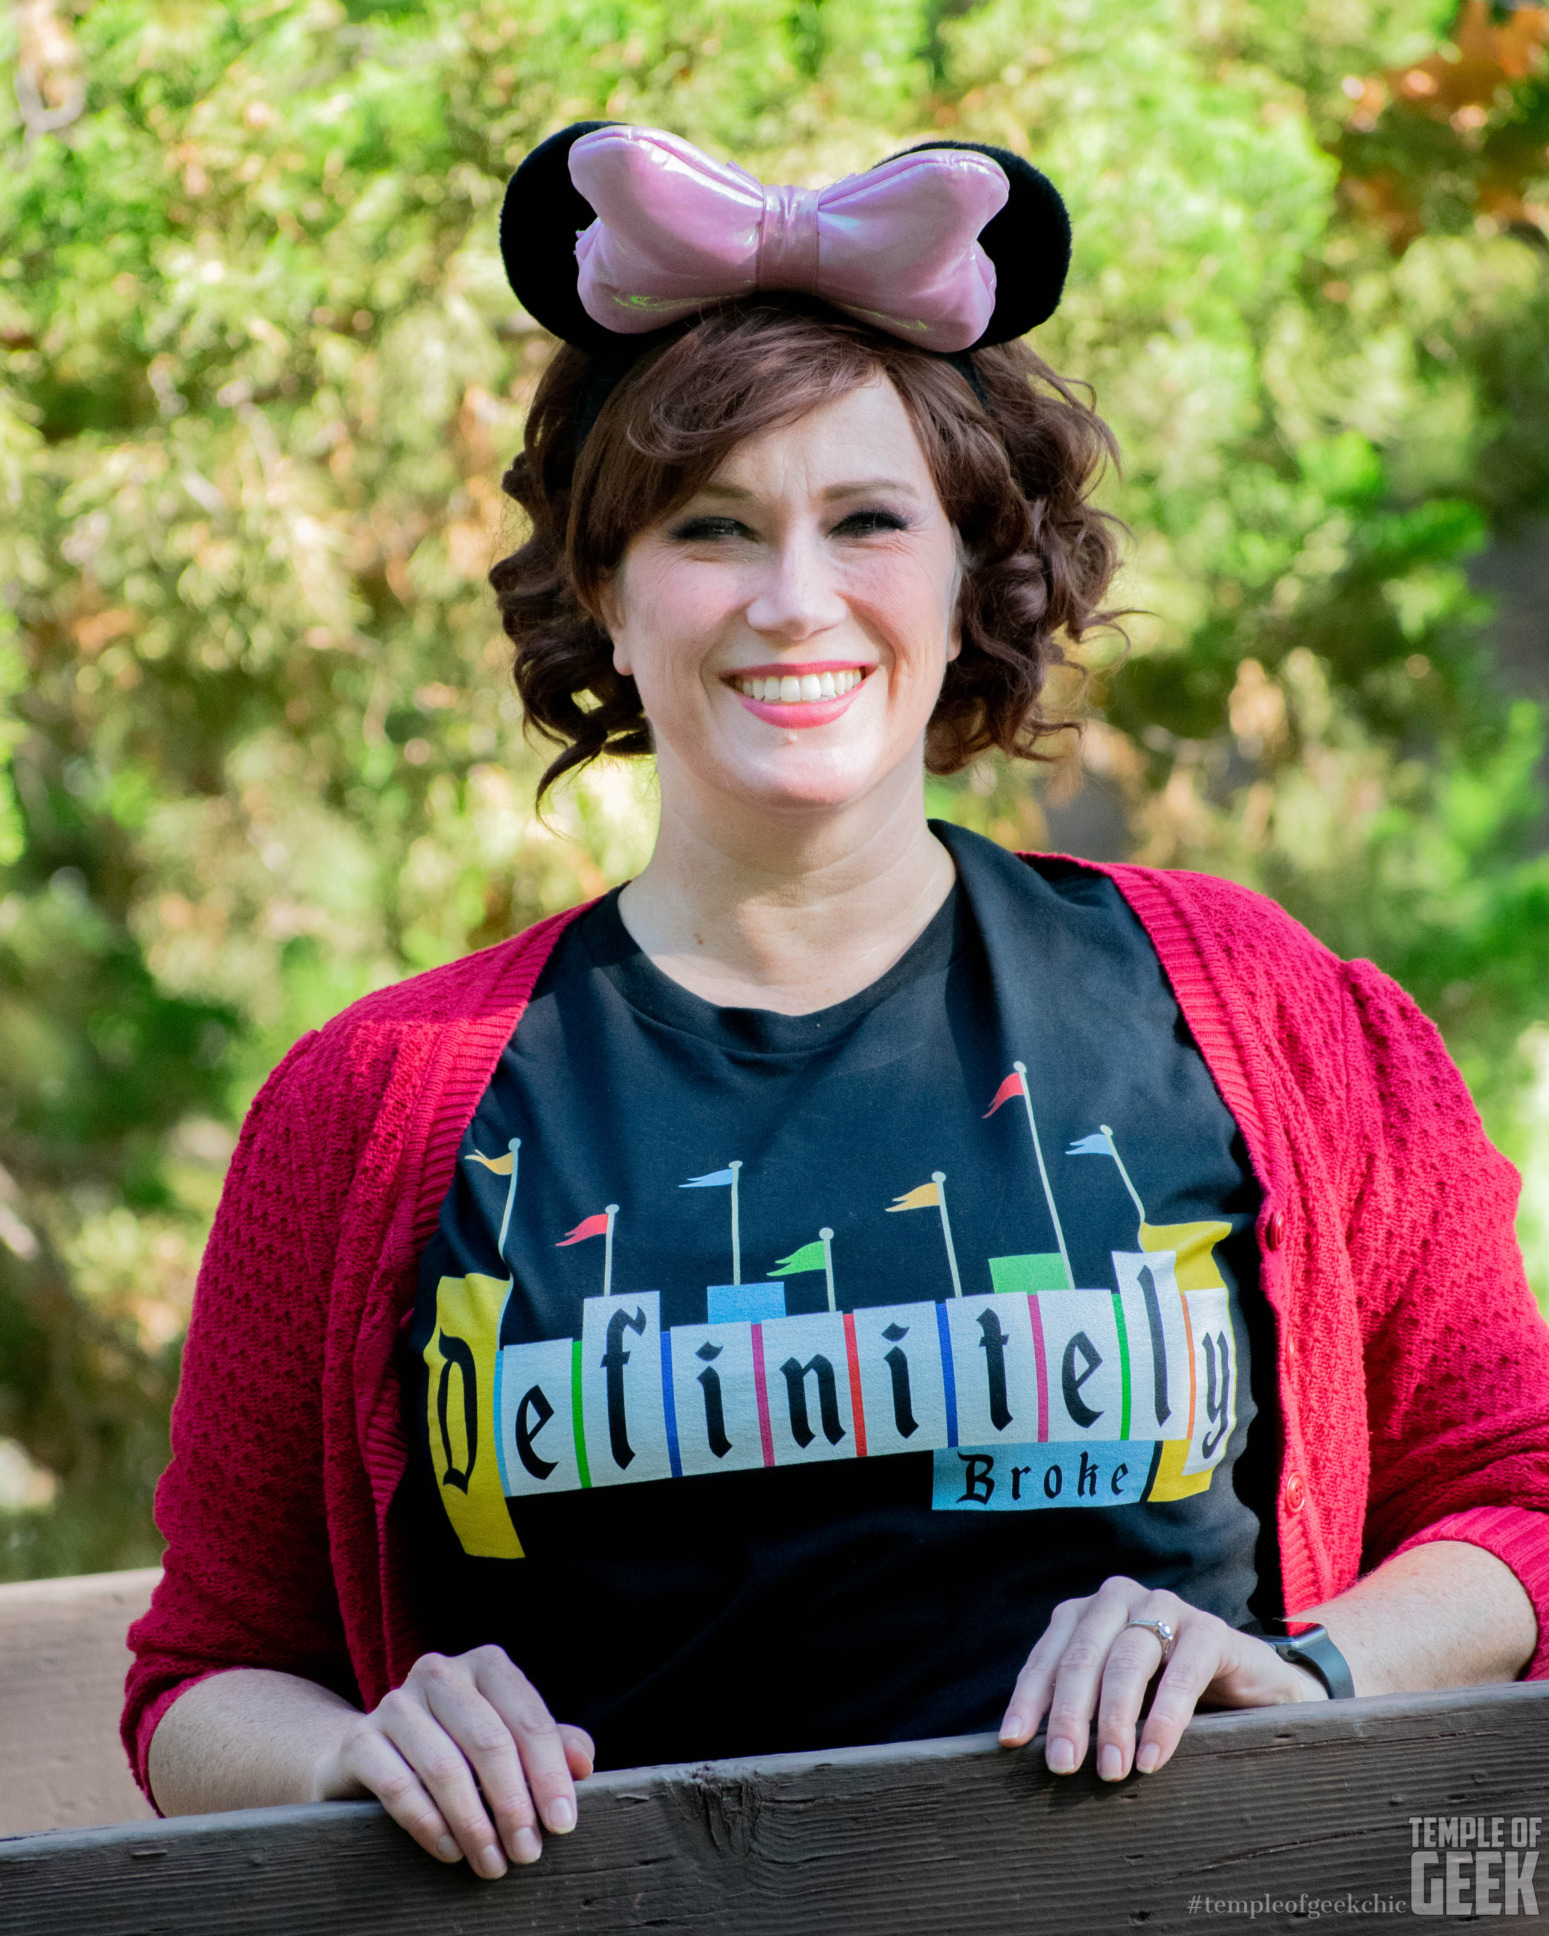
left=832, top=509, right=911, bottom=538
left=668, top=516, right=750, bottom=542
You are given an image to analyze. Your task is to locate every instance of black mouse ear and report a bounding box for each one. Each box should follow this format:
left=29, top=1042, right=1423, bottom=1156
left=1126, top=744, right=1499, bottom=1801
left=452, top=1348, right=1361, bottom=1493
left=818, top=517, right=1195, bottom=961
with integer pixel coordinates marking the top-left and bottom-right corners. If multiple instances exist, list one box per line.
left=888, top=140, right=1071, bottom=346
left=499, top=121, right=623, bottom=351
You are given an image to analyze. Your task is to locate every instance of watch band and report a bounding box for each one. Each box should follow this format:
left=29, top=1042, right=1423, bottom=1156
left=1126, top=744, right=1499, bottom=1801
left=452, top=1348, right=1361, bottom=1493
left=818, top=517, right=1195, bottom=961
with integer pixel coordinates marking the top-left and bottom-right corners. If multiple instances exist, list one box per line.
left=1266, top=1623, right=1355, bottom=1701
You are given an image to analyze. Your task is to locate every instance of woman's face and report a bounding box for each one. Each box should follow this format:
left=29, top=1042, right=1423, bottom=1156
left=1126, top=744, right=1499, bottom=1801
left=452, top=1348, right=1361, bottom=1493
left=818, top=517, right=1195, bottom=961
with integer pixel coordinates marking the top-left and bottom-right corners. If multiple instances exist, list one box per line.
left=598, top=378, right=962, bottom=822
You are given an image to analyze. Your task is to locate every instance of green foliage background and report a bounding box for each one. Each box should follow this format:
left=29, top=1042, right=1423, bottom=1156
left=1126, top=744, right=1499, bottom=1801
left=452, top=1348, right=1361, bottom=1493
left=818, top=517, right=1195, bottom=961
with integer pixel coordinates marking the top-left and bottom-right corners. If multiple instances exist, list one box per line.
left=1, top=0, right=1546, bottom=1576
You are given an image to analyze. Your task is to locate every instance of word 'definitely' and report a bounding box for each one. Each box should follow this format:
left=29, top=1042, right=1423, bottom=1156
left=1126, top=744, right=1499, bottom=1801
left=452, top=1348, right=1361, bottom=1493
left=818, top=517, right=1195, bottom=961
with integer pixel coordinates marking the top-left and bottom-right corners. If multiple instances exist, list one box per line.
left=425, top=1248, right=1237, bottom=1557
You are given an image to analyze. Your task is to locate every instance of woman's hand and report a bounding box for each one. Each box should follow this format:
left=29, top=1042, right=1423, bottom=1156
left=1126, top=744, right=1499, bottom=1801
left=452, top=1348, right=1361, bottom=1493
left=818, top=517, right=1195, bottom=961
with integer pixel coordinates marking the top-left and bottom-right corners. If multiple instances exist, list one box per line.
left=998, top=1576, right=1325, bottom=1781
left=311, top=1646, right=595, bottom=1880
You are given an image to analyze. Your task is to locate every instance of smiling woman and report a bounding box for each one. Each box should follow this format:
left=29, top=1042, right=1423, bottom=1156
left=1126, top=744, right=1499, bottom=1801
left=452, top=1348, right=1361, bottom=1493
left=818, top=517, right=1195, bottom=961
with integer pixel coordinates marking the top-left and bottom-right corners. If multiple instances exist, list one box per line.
left=127, top=118, right=1549, bottom=1886
left=496, top=300, right=1119, bottom=806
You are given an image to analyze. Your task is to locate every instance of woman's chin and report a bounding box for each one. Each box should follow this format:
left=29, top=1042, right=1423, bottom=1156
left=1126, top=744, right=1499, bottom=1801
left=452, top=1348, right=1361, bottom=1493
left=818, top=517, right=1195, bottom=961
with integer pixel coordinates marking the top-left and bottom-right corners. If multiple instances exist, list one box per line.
left=714, top=740, right=909, bottom=818
left=653, top=700, right=926, bottom=821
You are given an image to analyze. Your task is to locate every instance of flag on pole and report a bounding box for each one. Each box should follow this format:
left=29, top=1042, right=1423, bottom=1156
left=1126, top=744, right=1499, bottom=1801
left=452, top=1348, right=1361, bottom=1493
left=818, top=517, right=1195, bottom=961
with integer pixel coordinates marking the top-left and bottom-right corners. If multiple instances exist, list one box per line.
left=887, top=1174, right=961, bottom=1297
left=987, top=1062, right=1072, bottom=1289
left=556, top=1203, right=619, bottom=1297
left=556, top=1211, right=610, bottom=1247
left=468, top=1137, right=522, bottom=1271
left=983, top=1071, right=1025, bottom=1118
left=465, top=1148, right=515, bottom=1174
left=682, top=1161, right=744, bottom=1284
left=773, top=1228, right=837, bottom=1313
left=772, top=1239, right=827, bottom=1274
left=1066, top=1124, right=1148, bottom=1233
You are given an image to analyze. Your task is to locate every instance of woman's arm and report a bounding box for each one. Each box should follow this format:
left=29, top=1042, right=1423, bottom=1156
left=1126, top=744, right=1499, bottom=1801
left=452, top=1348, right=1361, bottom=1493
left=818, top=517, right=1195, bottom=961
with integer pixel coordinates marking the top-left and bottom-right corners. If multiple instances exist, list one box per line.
left=148, top=1649, right=594, bottom=1880
left=1337, top=960, right=1549, bottom=1660
left=999, top=1538, right=1537, bottom=1780
left=124, top=1036, right=359, bottom=1791
left=147, top=1668, right=361, bottom=1816
left=1302, top=1539, right=1535, bottom=1695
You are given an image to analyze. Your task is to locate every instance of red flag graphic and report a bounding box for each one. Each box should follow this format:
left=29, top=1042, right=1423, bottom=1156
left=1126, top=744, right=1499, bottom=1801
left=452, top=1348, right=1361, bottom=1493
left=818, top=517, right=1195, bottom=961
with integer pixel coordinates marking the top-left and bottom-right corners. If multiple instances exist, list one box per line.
left=983, top=1070, right=1024, bottom=1118
left=556, top=1211, right=610, bottom=1247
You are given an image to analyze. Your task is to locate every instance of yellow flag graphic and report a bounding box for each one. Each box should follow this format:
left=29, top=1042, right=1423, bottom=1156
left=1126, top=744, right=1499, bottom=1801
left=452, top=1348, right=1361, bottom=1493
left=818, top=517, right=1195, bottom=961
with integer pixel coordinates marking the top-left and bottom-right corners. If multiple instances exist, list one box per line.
left=887, top=1181, right=941, bottom=1212
left=465, top=1149, right=516, bottom=1175
left=1139, top=1220, right=1231, bottom=1291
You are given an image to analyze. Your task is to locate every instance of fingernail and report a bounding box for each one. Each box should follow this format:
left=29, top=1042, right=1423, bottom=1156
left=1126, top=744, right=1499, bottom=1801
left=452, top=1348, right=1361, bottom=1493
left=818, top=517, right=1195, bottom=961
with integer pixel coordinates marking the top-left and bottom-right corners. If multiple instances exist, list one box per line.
left=477, top=1843, right=506, bottom=1879
left=998, top=1714, right=1025, bottom=1746
left=1137, top=1741, right=1161, bottom=1774
left=436, top=1834, right=461, bottom=1862
left=548, top=1796, right=576, bottom=1833
left=512, top=1827, right=542, bottom=1865
left=1098, top=1744, right=1123, bottom=1782
left=1047, top=1736, right=1077, bottom=1775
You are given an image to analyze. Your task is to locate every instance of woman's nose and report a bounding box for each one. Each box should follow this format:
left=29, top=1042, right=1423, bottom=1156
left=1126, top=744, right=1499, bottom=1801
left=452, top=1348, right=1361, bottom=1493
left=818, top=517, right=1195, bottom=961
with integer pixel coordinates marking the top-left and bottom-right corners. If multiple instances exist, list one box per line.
left=744, top=533, right=848, bottom=641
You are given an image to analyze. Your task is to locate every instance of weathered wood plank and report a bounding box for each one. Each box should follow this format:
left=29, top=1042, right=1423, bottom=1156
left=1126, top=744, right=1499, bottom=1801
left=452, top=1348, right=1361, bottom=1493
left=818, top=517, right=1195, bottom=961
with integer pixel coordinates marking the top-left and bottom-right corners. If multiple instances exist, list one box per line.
left=0, top=1569, right=158, bottom=1835
left=3, top=1681, right=1545, bottom=1935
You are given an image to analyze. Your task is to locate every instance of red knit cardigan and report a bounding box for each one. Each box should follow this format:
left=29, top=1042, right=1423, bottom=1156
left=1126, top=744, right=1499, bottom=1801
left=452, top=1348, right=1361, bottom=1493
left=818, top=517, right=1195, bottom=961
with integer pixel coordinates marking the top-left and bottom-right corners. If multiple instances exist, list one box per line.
left=124, top=859, right=1549, bottom=1791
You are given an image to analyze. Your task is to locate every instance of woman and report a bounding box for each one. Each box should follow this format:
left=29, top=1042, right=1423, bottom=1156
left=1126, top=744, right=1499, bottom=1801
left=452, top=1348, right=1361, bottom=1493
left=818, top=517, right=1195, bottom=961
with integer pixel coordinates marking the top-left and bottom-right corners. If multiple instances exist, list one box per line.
left=127, top=122, right=1549, bottom=1881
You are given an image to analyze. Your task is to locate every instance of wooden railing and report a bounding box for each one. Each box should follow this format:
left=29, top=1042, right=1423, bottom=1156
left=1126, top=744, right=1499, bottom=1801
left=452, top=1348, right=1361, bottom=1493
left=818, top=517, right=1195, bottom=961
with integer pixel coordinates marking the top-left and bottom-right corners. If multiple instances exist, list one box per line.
left=0, top=1569, right=156, bottom=1836
left=2, top=1571, right=1545, bottom=1934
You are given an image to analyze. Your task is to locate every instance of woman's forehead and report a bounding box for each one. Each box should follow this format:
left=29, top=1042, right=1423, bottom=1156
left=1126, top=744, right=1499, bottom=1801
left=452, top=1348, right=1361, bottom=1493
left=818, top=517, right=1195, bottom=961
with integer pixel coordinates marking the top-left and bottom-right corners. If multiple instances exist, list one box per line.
left=697, top=380, right=935, bottom=496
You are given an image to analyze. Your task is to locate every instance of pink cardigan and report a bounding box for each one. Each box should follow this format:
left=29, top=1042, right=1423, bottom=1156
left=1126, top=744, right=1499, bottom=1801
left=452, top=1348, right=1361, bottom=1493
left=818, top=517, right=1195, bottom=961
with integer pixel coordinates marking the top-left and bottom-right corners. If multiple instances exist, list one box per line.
left=123, top=859, right=1549, bottom=1790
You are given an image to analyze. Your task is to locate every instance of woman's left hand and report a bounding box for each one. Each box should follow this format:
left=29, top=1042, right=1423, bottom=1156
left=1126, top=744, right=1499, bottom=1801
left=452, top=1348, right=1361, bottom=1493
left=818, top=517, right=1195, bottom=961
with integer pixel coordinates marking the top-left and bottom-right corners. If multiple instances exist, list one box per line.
left=998, top=1575, right=1327, bottom=1781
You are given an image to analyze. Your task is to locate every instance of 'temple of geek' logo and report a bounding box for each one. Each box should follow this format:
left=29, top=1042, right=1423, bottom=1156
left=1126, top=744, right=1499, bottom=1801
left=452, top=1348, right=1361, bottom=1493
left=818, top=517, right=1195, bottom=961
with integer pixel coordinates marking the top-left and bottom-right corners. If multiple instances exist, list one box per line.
left=1410, top=1817, right=1540, bottom=1919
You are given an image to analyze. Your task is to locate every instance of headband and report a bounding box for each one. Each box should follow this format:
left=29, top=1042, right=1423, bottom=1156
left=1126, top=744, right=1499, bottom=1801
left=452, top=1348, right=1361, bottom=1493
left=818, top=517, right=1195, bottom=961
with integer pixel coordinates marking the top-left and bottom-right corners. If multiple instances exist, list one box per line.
left=499, top=121, right=1072, bottom=421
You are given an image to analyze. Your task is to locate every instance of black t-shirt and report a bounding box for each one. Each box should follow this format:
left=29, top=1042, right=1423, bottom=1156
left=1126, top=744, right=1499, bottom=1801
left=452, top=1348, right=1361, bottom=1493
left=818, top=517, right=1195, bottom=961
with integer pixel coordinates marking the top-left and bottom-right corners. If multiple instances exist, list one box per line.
left=400, top=825, right=1278, bottom=1769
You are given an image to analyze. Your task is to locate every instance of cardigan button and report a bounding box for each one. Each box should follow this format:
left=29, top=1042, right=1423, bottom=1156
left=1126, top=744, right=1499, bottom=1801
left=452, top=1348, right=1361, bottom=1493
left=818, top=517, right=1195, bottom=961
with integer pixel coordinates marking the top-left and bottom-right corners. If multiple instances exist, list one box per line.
left=1285, top=1472, right=1306, bottom=1512
left=1265, top=1210, right=1286, bottom=1252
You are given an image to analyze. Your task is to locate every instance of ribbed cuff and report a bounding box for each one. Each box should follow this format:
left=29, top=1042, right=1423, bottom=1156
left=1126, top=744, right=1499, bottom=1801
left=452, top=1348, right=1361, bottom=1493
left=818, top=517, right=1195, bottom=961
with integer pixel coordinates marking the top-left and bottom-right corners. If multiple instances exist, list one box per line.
left=1390, top=1506, right=1549, bottom=1680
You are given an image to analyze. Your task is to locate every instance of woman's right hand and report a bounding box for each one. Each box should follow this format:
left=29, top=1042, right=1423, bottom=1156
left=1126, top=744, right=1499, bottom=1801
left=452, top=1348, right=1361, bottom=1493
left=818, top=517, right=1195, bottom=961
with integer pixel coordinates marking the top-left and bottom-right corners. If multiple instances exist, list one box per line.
left=311, top=1646, right=595, bottom=1879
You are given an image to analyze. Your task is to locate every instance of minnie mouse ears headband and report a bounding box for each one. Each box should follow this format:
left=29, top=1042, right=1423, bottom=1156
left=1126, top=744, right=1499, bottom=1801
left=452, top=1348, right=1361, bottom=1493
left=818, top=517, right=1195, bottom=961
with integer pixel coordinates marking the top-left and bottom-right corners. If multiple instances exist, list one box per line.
left=500, top=121, right=1071, bottom=361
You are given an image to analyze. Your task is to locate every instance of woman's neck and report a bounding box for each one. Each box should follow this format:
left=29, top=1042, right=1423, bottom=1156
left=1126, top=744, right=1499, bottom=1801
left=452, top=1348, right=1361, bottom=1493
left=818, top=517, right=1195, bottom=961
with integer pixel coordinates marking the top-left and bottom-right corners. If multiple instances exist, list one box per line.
left=616, top=772, right=956, bottom=1015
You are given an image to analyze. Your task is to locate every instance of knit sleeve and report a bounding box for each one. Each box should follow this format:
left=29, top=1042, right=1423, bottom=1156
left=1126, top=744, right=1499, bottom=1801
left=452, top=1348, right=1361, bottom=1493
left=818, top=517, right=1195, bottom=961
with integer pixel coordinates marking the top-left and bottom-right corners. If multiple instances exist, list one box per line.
left=122, top=1029, right=358, bottom=1797
left=1340, top=956, right=1549, bottom=1673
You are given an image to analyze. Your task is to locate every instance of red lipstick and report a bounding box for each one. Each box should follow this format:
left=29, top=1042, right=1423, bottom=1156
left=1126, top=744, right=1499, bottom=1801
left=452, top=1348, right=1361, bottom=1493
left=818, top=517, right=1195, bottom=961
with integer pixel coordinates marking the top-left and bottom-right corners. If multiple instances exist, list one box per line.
left=722, top=662, right=874, bottom=729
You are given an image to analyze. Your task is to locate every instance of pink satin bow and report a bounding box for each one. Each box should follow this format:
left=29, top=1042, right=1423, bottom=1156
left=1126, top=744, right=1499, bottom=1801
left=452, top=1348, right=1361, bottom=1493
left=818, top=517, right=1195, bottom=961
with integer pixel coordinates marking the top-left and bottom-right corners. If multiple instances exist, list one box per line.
left=569, top=126, right=1008, bottom=353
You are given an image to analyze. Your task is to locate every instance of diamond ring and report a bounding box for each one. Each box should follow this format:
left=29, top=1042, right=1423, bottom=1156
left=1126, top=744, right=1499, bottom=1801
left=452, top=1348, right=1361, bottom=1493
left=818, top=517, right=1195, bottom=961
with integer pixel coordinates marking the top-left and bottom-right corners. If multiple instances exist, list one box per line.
left=1123, top=1617, right=1177, bottom=1667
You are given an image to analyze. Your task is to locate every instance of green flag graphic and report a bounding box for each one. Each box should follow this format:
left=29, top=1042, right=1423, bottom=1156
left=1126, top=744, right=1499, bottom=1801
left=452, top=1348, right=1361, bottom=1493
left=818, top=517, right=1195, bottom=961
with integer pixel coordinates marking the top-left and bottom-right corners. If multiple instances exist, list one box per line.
left=772, top=1239, right=827, bottom=1275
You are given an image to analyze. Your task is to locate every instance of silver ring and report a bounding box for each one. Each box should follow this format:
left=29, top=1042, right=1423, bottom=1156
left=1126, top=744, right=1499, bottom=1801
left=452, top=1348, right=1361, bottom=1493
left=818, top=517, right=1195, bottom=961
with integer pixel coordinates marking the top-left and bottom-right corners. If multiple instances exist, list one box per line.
left=1123, top=1617, right=1176, bottom=1667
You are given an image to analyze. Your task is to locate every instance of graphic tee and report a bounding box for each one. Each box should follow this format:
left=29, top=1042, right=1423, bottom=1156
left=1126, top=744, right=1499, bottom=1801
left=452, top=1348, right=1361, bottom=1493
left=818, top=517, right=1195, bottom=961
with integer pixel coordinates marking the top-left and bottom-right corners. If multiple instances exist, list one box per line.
left=401, top=825, right=1278, bottom=1769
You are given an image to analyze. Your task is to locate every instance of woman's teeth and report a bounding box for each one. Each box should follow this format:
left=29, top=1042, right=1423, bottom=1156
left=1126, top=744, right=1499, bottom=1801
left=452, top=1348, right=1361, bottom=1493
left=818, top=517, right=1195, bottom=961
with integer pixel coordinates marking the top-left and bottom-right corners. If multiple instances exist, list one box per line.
left=732, top=669, right=865, bottom=703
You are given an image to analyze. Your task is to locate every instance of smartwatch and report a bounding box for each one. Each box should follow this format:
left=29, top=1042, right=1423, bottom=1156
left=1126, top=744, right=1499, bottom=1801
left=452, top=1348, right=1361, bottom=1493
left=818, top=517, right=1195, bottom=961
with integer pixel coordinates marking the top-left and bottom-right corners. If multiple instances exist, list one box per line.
left=1248, top=1619, right=1356, bottom=1701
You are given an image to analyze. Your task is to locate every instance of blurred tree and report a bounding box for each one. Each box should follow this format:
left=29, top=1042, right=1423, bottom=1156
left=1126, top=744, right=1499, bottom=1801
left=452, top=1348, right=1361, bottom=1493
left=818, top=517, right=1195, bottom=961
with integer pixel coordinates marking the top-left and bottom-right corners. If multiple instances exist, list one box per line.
left=0, top=0, right=1544, bottom=1575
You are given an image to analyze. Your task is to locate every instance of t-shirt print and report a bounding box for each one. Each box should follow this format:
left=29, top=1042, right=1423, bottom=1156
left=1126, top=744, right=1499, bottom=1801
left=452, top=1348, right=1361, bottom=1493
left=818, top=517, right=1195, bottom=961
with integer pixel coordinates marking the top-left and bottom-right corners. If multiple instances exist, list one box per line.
left=423, top=1059, right=1238, bottom=1563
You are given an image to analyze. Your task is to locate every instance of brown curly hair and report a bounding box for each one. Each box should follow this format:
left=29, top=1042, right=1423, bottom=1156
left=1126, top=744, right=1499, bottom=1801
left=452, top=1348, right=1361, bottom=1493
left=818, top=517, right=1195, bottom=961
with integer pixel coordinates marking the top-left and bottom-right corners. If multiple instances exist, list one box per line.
left=490, top=301, right=1122, bottom=802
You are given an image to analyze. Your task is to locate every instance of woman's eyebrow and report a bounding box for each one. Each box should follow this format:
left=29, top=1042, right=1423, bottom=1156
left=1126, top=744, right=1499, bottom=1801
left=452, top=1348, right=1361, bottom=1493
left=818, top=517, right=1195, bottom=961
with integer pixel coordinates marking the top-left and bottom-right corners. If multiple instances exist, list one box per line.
left=692, top=479, right=923, bottom=502
left=821, top=479, right=923, bottom=500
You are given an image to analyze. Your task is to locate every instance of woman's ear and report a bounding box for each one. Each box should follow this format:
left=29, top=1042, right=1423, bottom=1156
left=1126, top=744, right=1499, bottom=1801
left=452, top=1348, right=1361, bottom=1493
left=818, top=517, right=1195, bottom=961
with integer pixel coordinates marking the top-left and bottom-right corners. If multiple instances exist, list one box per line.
left=593, top=573, right=630, bottom=675
left=946, top=540, right=967, bottom=663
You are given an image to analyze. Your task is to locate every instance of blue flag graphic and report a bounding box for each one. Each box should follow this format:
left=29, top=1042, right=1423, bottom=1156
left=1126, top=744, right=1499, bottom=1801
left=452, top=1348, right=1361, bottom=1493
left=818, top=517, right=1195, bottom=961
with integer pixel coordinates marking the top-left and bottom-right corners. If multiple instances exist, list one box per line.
left=681, top=1169, right=736, bottom=1189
